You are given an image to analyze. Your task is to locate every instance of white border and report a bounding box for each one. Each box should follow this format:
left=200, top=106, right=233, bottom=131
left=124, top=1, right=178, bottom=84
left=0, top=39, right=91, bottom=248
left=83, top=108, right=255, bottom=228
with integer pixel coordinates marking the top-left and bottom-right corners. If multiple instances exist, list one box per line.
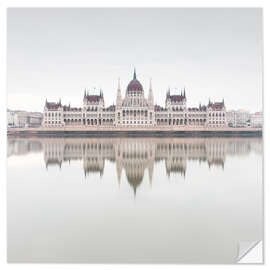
left=1, top=0, right=268, bottom=269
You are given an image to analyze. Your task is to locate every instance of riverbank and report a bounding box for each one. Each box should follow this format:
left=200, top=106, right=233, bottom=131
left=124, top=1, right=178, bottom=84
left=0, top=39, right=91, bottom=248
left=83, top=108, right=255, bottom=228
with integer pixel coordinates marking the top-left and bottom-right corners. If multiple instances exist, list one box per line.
left=7, top=127, right=262, bottom=137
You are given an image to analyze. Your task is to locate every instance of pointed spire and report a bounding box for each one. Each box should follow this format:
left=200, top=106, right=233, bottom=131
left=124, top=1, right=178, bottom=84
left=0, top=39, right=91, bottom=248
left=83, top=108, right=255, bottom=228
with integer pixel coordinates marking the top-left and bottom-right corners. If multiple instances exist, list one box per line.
left=84, top=88, right=86, bottom=97
left=116, top=77, right=122, bottom=108
left=148, top=78, right=154, bottom=107
left=183, top=87, right=186, bottom=98
left=133, top=68, right=137, bottom=80
left=118, top=77, right=121, bottom=89
left=133, top=186, right=137, bottom=198
left=116, top=162, right=122, bottom=187
left=148, top=164, right=154, bottom=187
left=166, top=87, right=170, bottom=100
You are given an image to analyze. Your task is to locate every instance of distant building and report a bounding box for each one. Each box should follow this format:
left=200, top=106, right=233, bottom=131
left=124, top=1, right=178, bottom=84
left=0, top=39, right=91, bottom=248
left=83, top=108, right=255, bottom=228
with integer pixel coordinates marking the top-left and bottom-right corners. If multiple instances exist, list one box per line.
left=42, top=69, right=227, bottom=128
left=14, top=111, right=29, bottom=127
left=7, top=110, right=43, bottom=127
left=7, top=110, right=15, bottom=127
left=250, top=112, right=263, bottom=128
left=28, top=113, right=43, bottom=127
left=227, top=110, right=251, bottom=128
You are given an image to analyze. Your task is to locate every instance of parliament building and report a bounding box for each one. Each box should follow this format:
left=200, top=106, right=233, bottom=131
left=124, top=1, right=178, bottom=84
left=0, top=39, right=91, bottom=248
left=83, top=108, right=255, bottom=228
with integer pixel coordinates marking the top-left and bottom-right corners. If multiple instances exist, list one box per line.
left=42, top=69, right=227, bottom=128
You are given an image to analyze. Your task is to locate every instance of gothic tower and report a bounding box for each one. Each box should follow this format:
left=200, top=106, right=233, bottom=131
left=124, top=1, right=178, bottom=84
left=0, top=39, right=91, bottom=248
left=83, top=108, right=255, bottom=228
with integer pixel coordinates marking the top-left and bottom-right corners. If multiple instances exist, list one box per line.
left=115, top=78, right=122, bottom=126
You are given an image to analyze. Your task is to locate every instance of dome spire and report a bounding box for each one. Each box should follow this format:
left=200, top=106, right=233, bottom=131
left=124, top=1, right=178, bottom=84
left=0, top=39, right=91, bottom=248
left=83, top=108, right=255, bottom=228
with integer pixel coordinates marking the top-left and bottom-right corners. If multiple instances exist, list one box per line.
left=118, top=77, right=121, bottom=89
left=133, top=68, right=137, bottom=80
left=127, top=70, right=143, bottom=92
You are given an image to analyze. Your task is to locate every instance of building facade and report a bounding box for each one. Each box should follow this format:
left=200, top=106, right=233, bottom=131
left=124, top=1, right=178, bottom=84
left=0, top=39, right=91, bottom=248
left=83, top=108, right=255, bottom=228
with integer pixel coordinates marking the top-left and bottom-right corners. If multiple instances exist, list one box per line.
left=250, top=112, right=263, bottom=128
left=42, top=69, right=227, bottom=128
left=226, top=110, right=251, bottom=128
left=7, top=110, right=43, bottom=128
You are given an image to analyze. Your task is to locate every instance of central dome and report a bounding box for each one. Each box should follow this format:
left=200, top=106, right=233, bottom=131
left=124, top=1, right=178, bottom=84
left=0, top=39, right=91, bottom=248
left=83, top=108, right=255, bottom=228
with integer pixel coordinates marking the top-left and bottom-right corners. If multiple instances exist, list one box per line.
left=127, top=69, right=143, bottom=92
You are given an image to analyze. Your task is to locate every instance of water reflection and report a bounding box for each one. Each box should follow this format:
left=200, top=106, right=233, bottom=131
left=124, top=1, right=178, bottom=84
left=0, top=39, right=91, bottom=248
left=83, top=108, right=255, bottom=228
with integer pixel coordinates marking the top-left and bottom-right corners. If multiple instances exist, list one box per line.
left=7, top=136, right=263, bottom=263
left=8, top=137, right=262, bottom=194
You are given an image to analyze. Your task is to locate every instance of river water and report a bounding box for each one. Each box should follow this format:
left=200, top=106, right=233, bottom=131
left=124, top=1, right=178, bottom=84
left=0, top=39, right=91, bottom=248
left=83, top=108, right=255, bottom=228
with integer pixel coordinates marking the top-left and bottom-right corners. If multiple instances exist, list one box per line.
left=7, top=137, right=263, bottom=263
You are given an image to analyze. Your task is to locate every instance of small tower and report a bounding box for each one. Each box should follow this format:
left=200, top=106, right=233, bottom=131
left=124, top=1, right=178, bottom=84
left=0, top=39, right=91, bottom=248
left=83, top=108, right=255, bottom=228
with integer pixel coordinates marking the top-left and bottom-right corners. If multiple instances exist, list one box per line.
left=165, top=87, right=171, bottom=108
left=116, top=78, right=122, bottom=109
left=148, top=78, right=154, bottom=108
left=115, top=77, right=123, bottom=127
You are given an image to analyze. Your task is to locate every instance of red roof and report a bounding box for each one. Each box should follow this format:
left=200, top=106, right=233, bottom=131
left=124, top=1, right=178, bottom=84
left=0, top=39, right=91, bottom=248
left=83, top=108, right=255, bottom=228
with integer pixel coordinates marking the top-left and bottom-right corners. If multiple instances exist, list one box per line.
left=85, top=95, right=102, bottom=102
left=46, top=102, right=61, bottom=110
left=168, top=95, right=185, bottom=102
left=127, top=79, right=143, bottom=92
left=208, top=102, right=224, bottom=110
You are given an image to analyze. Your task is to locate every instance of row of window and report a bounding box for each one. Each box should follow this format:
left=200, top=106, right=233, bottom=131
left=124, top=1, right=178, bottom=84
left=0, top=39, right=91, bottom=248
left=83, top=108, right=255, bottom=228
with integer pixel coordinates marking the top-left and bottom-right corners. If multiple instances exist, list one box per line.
left=44, top=113, right=61, bottom=117
left=155, top=114, right=221, bottom=118
left=122, top=121, right=151, bottom=125
left=209, top=121, right=225, bottom=124
left=122, top=111, right=150, bottom=117
left=44, top=121, right=61, bottom=124
left=208, top=124, right=226, bottom=127
left=209, top=113, right=225, bottom=117
left=128, top=92, right=143, bottom=96
left=44, top=120, right=226, bottom=126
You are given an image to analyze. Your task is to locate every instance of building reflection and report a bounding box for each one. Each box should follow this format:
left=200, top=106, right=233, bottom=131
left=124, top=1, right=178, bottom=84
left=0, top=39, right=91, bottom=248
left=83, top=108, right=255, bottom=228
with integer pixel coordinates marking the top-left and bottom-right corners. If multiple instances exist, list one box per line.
left=7, top=137, right=262, bottom=194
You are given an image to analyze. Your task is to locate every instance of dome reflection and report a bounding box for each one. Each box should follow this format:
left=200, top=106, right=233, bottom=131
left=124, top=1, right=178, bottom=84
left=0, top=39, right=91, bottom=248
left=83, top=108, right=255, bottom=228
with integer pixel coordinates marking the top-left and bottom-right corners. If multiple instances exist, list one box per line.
left=7, top=137, right=262, bottom=194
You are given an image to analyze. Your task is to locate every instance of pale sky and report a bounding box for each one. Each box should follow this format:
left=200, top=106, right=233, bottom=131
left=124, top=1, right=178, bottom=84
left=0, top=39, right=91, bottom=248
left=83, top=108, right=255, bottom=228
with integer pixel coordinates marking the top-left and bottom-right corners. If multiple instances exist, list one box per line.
left=7, top=8, right=262, bottom=113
